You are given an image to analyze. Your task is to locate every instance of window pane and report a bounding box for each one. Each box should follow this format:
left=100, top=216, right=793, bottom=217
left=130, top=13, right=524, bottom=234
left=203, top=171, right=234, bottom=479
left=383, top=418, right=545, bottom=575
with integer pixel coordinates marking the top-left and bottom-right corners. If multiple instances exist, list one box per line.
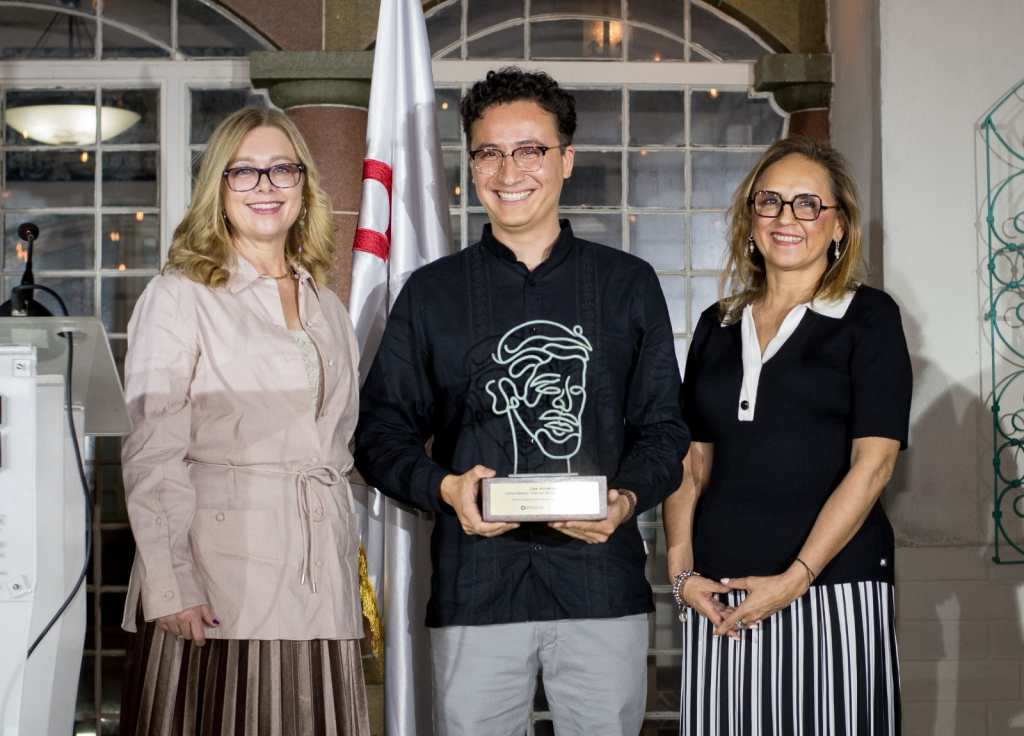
left=630, top=214, right=685, bottom=271
left=110, top=336, right=127, bottom=383
left=691, top=5, right=767, bottom=61
left=467, top=212, right=489, bottom=244
left=0, top=8, right=95, bottom=59
left=102, top=0, right=171, bottom=46
left=690, top=275, right=719, bottom=329
left=692, top=150, right=762, bottom=209
left=103, top=151, right=158, bottom=207
left=674, top=336, right=687, bottom=377
left=641, top=525, right=669, bottom=586
left=190, top=88, right=268, bottom=144
left=692, top=212, right=728, bottom=270
left=101, top=654, right=127, bottom=715
left=101, top=213, right=160, bottom=270
left=426, top=1, right=461, bottom=57
left=692, top=90, right=783, bottom=146
left=4, top=90, right=97, bottom=145
left=640, top=720, right=682, bottom=735
left=4, top=151, right=94, bottom=208
left=531, top=0, right=620, bottom=15
left=627, top=0, right=683, bottom=36
left=100, top=527, right=135, bottom=586
left=531, top=20, right=623, bottom=60
left=658, top=275, right=685, bottom=332
left=468, top=0, right=524, bottom=36
left=562, top=151, right=621, bottom=207
left=443, top=150, right=462, bottom=206
left=626, top=26, right=685, bottom=62
left=101, top=89, right=159, bottom=144
left=571, top=89, right=622, bottom=146
left=436, top=89, right=463, bottom=145
left=629, top=91, right=684, bottom=146
left=100, top=593, right=130, bottom=651
left=569, top=212, right=621, bottom=249
left=34, top=277, right=94, bottom=317
left=75, top=656, right=96, bottom=718
left=101, top=22, right=170, bottom=58
left=468, top=25, right=524, bottom=59
left=3, top=214, right=94, bottom=272
left=647, top=652, right=682, bottom=711
left=101, top=276, right=149, bottom=334
left=98, top=463, right=128, bottom=523
left=449, top=211, right=462, bottom=251
left=178, top=0, right=267, bottom=57
left=628, top=151, right=684, bottom=208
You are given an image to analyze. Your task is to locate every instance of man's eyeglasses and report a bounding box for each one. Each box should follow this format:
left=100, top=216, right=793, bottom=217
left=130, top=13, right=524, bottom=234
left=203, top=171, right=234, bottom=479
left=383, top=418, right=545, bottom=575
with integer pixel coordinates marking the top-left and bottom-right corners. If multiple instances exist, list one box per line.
left=468, top=144, right=566, bottom=175
left=223, top=163, right=306, bottom=192
left=748, top=190, right=839, bottom=221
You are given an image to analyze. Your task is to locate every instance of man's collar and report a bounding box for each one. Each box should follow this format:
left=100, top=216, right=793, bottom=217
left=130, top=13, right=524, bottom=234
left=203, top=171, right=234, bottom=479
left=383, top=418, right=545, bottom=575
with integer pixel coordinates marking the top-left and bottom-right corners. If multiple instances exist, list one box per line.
left=480, top=219, right=576, bottom=271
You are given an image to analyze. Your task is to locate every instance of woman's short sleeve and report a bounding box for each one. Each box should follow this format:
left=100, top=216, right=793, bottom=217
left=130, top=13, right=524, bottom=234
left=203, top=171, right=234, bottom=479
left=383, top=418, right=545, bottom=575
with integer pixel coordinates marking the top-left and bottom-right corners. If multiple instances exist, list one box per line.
left=681, top=305, right=717, bottom=443
left=850, top=292, right=913, bottom=448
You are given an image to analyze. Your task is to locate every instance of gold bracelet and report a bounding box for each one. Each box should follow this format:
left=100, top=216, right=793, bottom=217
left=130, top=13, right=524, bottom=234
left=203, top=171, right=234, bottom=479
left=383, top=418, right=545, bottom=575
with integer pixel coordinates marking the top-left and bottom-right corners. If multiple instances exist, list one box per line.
left=795, top=557, right=817, bottom=587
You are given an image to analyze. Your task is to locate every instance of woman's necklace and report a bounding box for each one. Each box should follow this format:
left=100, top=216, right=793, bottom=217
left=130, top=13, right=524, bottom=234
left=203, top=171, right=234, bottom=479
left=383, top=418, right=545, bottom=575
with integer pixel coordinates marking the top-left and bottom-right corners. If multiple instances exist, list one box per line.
left=260, top=267, right=295, bottom=280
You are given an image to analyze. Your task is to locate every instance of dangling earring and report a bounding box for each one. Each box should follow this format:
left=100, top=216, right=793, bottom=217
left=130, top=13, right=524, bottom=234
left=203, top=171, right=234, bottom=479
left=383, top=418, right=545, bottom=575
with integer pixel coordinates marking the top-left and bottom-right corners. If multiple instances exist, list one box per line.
left=297, top=205, right=308, bottom=229
left=747, top=235, right=756, bottom=255
left=832, top=239, right=841, bottom=260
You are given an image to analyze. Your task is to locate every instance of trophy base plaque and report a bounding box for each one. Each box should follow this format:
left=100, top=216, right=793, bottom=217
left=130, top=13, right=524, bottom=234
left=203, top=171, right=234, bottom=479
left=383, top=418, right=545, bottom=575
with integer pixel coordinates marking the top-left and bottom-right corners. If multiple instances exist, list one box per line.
left=481, top=474, right=607, bottom=522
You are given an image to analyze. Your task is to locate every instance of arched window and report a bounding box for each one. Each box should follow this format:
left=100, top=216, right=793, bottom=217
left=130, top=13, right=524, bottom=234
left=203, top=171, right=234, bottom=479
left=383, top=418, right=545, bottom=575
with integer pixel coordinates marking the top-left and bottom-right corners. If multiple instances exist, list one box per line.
left=426, top=3, right=785, bottom=731
left=0, top=3, right=272, bottom=731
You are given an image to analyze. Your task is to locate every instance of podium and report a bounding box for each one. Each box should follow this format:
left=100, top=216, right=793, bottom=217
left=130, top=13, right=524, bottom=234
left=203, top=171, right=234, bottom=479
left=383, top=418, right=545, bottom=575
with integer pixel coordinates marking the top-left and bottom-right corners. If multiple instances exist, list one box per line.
left=0, top=318, right=129, bottom=735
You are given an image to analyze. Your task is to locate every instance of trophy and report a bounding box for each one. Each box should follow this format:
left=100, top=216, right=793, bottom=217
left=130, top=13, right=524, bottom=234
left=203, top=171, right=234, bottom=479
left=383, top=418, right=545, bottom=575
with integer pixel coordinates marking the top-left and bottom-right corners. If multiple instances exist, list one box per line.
left=479, top=320, right=608, bottom=523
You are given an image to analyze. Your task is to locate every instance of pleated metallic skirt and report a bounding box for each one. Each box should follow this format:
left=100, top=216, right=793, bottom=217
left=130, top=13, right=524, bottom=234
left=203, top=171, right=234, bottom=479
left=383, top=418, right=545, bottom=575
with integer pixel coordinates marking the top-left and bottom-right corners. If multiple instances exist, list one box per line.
left=680, top=581, right=901, bottom=736
left=120, top=616, right=371, bottom=736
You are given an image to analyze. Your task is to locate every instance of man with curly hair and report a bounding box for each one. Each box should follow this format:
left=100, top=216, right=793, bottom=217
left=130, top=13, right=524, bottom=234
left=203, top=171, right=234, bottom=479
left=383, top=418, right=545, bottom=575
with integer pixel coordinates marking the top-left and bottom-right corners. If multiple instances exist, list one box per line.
left=355, top=67, right=689, bottom=735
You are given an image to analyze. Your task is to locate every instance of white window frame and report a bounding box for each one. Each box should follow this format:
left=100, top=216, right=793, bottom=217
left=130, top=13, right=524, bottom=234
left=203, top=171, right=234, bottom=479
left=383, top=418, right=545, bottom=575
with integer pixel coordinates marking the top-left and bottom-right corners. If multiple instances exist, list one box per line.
left=0, top=58, right=252, bottom=263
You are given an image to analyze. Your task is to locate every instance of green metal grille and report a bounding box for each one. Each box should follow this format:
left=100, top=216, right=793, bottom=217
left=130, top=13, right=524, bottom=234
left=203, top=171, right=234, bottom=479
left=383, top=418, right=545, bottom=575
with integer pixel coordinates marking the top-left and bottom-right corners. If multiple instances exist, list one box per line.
left=983, top=78, right=1024, bottom=564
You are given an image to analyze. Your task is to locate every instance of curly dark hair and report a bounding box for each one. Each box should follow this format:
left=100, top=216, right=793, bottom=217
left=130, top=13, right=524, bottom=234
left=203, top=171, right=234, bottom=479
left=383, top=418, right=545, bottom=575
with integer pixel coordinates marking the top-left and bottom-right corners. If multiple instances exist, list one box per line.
left=460, top=66, right=577, bottom=146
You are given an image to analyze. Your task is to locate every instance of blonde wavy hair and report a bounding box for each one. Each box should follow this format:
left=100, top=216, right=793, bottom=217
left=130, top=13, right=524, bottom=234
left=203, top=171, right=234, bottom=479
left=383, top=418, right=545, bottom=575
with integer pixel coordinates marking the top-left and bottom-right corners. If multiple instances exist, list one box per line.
left=165, top=107, right=335, bottom=287
left=719, top=137, right=863, bottom=323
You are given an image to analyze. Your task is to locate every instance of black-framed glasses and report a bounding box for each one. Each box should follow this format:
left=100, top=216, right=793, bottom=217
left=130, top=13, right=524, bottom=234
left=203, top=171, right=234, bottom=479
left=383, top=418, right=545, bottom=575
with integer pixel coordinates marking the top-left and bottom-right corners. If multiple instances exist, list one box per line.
left=223, top=163, right=306, bottom=192
left=468, top=144, right=566, bottom=175
left=749, top=190, right=839, bottom=221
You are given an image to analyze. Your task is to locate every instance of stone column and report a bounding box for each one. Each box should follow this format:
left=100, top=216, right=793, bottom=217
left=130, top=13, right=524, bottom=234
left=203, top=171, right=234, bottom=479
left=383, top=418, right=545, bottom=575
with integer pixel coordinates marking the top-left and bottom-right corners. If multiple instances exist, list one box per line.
left=250, top=51, right=373, bottom=304
left=754, top=53, right=832, bottom=143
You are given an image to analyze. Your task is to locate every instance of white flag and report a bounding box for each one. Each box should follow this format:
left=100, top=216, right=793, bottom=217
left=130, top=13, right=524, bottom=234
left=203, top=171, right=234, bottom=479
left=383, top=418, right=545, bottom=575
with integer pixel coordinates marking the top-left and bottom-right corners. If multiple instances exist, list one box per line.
left=348, top=0, right=450, bottom=733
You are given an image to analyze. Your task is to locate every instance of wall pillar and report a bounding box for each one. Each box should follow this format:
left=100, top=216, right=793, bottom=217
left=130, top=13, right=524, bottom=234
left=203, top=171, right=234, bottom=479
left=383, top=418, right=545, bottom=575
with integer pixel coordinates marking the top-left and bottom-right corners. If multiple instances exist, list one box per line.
left=754, top=53, right=832, bottom=143
left=250, top=51, right=373, bottom=304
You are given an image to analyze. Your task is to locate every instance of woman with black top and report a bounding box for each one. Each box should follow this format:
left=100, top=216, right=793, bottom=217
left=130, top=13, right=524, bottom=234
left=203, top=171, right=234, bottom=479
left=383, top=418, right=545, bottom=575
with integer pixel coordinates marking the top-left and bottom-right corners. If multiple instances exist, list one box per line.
left=665, top=137, right=912, bottom=735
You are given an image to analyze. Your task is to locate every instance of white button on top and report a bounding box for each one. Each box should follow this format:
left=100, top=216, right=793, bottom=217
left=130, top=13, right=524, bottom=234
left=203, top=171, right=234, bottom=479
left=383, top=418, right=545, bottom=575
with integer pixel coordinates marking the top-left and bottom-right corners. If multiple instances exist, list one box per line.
left=163, top=591, right=174, bottom=600
left=327, top=359, right=335, bottom=367
left=215, top=512, right=226, bottom=522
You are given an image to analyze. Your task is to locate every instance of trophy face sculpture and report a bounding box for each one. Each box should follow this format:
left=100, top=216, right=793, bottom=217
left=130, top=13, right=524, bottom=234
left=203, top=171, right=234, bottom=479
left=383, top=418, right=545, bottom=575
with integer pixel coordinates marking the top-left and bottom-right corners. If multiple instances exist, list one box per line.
left=482, top=320, right=607, bottom=522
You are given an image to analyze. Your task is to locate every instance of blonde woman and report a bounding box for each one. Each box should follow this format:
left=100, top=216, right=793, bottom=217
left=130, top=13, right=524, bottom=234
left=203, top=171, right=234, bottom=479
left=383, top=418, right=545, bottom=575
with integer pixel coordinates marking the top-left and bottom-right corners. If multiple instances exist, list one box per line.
left=665, top=138, right=912, bottom=735
left=119, top=107, right=369, bottom=735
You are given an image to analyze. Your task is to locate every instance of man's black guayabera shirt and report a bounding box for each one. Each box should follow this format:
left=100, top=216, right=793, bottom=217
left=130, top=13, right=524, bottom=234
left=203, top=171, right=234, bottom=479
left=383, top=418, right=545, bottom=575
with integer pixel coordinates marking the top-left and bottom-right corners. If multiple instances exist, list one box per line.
left=354, top=221, right=690, bottom=628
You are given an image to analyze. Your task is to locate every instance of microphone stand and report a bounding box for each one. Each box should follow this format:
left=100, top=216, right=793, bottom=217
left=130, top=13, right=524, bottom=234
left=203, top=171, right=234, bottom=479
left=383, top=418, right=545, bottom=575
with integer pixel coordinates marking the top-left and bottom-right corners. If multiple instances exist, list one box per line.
left=0, top=222, right=53, bottom=317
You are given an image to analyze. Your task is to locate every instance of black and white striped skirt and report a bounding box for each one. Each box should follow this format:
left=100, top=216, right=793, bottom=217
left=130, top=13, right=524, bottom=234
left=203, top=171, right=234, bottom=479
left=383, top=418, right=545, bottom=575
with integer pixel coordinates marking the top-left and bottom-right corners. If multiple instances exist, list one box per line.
left=680, top=581, right=901, bottom=736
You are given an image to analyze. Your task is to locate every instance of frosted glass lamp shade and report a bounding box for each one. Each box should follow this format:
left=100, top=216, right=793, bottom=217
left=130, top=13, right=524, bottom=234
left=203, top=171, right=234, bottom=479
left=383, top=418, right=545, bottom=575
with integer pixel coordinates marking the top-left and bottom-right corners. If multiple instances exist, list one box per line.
left=5, top=105, right=141, bottom=145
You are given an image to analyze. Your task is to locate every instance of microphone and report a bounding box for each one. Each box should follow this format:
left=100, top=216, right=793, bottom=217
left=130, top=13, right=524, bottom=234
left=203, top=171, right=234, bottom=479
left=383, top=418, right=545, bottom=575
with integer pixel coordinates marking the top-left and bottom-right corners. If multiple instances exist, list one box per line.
left=0, top=221, right=53, bottom=317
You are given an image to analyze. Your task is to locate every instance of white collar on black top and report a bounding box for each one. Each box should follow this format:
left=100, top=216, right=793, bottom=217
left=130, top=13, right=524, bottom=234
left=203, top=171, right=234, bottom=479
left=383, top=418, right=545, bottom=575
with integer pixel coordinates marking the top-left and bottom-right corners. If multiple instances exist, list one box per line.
left=736, top=287, right=857, bottom=422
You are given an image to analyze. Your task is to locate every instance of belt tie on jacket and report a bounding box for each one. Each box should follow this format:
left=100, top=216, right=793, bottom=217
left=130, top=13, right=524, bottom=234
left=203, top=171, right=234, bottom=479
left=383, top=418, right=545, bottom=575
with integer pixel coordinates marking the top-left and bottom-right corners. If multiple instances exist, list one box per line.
left=296, top=464, right=344, bottom=593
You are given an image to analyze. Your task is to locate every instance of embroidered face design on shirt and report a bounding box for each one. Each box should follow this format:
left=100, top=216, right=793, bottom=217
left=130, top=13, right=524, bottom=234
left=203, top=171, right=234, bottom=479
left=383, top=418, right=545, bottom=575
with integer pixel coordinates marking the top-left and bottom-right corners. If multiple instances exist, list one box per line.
left=485, top=320, right=592, bottom=473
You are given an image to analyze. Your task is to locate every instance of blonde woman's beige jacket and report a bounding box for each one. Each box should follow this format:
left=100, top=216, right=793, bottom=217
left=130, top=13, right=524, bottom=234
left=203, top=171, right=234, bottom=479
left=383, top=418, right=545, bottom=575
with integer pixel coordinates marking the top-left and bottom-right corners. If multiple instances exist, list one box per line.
left=120, top=256, right=363, bottom=641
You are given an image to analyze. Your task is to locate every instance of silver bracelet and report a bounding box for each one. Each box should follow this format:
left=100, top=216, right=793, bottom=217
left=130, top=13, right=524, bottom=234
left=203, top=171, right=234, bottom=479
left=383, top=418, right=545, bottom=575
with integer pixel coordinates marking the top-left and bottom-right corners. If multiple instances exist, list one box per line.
left=671, top=569, right=700, bottom=622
